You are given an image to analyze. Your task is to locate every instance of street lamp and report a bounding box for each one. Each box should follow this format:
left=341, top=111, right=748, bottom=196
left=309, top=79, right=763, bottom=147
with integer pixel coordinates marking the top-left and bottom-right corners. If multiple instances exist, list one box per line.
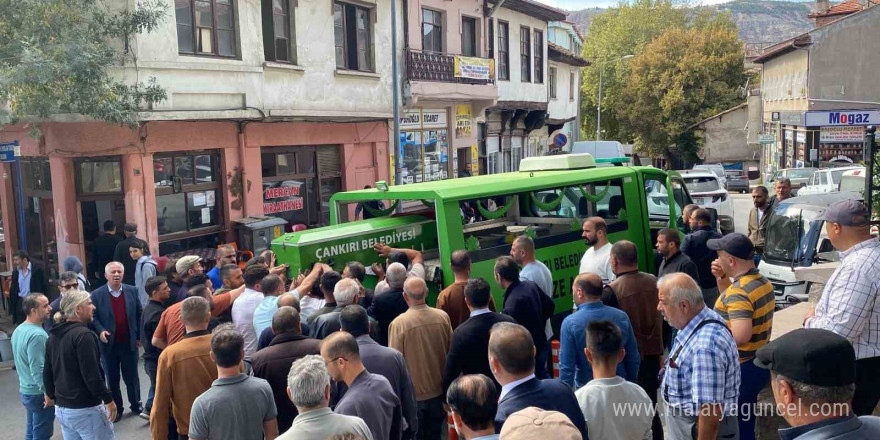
left=596, top=54, right=633, bottom=141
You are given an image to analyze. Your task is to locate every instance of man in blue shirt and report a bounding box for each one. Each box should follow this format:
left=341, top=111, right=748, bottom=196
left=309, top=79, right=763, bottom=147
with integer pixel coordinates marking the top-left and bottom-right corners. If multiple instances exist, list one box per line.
left=12, top=293, right=54, bottom=440
left=559, top=273, right=639, bottom=389
left=207, top=245, right=237, bottom=290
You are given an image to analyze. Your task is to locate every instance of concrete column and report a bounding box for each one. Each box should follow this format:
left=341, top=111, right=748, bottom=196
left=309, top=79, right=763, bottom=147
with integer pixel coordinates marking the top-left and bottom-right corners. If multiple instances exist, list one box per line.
left=138, top=153, right=160, bottom=256
left=0, top=162, right=20, bottom=265
left=122, top=153, right=149, bottom=243
left=49, top=156, right=85, bottom=271
left=242, top=145, right=264, bottom=218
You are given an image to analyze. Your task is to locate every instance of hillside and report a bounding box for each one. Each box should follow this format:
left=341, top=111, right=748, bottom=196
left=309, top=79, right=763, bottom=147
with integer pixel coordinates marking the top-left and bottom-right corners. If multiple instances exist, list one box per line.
left=567, top=0, right=816, bottom=45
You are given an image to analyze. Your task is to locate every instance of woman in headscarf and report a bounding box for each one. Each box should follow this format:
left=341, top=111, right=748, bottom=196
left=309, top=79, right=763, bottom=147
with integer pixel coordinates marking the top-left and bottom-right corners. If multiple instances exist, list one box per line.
left=62, top=256, right=90, bottom=291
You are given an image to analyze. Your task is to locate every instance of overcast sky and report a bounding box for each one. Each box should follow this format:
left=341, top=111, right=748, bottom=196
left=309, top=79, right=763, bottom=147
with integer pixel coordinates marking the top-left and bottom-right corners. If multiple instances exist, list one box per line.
left=537, top=0, right=793, bottom=11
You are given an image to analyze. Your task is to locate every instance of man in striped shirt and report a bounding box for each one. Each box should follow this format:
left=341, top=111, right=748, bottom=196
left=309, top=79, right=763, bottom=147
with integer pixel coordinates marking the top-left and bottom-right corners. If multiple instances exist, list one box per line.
left=709, top=233, right=774, bottom=440
left=805, top=199, right=880, bottom=416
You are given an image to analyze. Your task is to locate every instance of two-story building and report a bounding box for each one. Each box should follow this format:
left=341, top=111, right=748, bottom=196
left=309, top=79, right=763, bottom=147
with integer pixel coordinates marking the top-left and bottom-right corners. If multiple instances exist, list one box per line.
left=541, top=20, right=588, bottom=154
left=755, top=1, right=879, bottom=172
left=483, top=0, right=566, bottom=173
left=0, top=0, right=394, bottom=282
left=400, top=0, right=498, bottom=183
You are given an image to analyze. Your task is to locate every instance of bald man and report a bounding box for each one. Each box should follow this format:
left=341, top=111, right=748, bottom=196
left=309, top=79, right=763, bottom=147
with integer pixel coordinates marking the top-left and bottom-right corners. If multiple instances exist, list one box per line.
left=389, top=278, right=452, bottom=440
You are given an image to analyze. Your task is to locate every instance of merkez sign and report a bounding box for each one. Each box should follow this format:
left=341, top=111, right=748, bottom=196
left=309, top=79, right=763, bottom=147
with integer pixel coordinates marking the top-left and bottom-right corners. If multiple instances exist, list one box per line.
left=805, top=110, right=880, bottom=127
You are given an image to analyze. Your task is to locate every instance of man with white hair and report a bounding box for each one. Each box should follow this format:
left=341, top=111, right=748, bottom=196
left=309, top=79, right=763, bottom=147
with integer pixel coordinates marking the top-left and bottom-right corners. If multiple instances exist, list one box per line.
left=310, top=278, right=362, bottom=339
left=657, top=273, right=740, bottom=440
left=367, top=262, right=409, bottom=346
left=277, top=355, right=374, bottom=440
left=389, top=278, right=452, bottom=440
left=89, top=261, right=142, bottom=421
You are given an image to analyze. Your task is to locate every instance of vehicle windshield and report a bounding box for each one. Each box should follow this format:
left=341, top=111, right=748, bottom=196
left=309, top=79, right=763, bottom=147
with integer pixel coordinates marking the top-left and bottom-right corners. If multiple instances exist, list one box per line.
left=683, top=177, right=720, bottom=193
left=787, top=168, right=814, bottom=179
left=763, top=207, right=821, bottom=263
left=830, top=169, right=852, bottom=184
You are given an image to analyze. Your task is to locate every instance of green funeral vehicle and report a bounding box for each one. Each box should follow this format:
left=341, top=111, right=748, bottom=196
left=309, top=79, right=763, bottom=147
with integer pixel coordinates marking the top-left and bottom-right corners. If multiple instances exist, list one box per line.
left=272, top=153, right=695, bottom=328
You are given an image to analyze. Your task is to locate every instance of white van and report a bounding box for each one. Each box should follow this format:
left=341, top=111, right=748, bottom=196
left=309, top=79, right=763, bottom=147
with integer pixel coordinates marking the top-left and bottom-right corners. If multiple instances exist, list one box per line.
left=570, top=141, right=627, bottom=159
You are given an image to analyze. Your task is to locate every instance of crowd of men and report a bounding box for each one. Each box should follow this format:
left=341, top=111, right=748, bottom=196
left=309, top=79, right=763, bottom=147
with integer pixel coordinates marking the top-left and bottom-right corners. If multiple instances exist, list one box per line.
left=7, top=188, right=880, bottom=440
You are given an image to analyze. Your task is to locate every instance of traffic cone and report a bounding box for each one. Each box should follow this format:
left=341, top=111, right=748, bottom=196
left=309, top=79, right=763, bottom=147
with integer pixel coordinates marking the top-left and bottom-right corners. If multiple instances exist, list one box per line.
left=448, top=412, right=458, bottom=440
left=552, top=339, right=561, bottom=378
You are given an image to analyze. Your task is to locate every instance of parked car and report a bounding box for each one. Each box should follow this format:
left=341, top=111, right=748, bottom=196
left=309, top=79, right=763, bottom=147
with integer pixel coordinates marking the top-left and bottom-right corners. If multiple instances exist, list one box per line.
left=693, top=164, right=727, bottom=188
left=796, top=166, right=865, bottom=196
left=759, top=192, right=860, bottom=308
left=838, top=168, right=867, bottom=196
left=768, top=167, right=817, bottom=195
left=678, top=170, right=734, bottom=235
left=724, top=170, right=750, bottom=193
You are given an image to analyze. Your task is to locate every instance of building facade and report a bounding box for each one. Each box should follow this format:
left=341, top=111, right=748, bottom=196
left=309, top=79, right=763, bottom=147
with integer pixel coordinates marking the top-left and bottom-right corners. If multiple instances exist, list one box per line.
left=0, top=0, right=394, bottom=285
left=691, top=93, right=763, bottom=172
left=543, top=21, right=588, bottom=154
left=400, top=0, right=498, bottom=183
left=483, top=0, right=566, bottom=173
left=755, top=3, right=880, bottom=173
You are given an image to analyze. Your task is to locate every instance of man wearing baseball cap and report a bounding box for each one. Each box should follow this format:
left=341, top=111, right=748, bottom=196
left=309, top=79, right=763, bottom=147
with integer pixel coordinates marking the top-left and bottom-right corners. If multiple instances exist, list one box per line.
left=803, top=198, right=880, bottom=416
left=174, top=255, right=204, bottom=302
left=707, top=233, right=775, bottom=440
left=755, top=328, right=880, bottom=438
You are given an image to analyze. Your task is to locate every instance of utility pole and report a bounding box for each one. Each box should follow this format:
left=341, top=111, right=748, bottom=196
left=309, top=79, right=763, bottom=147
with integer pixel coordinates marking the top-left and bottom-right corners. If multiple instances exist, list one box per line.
left=391, top=0, right=401, bottom=186
left=866, top=126, right=877, bottom=223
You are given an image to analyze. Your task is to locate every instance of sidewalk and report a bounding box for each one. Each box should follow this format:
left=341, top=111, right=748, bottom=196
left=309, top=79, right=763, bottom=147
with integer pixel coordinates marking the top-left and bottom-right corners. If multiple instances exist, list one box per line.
left=0, top=303, right=16, bottom=370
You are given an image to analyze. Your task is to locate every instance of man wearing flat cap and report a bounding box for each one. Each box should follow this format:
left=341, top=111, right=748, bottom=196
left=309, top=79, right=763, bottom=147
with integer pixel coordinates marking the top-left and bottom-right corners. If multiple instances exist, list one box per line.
left=803, top=199, right=880, bottom=416
left=756, top=328, right=880, bottom=439
left=708, top=233, right=775, bottom=440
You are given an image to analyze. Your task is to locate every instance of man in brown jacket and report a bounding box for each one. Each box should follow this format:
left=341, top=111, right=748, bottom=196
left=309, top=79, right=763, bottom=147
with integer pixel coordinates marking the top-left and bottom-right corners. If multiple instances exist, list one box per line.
left=435, top=250, right=495, bottom=329
left=150, top=296, right=218, bottom=440
left=252, top=306, right=321, bottom=433
left=389, top=278, right=452, bottom=440
left=602, top=240, right=664, bottom=440
left=747, top=186, right=772, bottom=260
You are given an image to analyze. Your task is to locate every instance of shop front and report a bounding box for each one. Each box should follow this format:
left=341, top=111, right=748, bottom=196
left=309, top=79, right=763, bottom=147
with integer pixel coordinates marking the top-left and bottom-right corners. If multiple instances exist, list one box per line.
left=817, top=125, right=868, bottom=165
left=398, top=108, right=451, bottom=184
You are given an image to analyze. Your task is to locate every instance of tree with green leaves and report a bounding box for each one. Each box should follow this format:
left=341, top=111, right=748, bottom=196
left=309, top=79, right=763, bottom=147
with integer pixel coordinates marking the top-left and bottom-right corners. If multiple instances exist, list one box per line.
left=580, top=0, right=688, bottom=142
left=0, top=0, right=168, bottom=135
left=617, top=13, right=746, bottom=163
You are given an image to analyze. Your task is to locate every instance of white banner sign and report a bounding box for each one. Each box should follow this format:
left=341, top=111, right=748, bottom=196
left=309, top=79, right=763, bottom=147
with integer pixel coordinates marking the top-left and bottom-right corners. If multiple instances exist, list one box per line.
left=400, top=109, right=447, bottom=130
left=805, top=110, right=880, bottom=127
left=820, top=126, right=865, bottom=143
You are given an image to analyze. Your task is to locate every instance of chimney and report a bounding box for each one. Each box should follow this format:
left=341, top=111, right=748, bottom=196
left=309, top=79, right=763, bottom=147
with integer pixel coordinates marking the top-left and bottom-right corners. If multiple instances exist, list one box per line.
left=816, top=0, right=831, bottom=13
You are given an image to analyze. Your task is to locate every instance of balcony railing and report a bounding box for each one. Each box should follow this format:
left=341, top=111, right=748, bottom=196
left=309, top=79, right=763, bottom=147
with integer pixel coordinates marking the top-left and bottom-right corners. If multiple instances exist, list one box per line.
left=406, top=49, right=495, bottom=85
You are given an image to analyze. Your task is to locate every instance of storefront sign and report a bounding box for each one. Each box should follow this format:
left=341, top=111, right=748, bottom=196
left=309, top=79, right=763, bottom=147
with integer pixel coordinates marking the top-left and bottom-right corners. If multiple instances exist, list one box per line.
left=805, top=110, right=880, bottom=127
left=453, top=56, right=495, bottom=80
left=796, top=132, right=806, bottom=144
left=455, top=105, right=472, bottom=138
left=0, top=141, right=20, bottom=162
left=820, top=126, right=865, bottom=143
left=784, top=131, right=793, bottom=141
left=400, top=109, right=447, bottom=130
left=264, top=184, right=305, bottom=214
left=759, top=134, right=775, bottom=144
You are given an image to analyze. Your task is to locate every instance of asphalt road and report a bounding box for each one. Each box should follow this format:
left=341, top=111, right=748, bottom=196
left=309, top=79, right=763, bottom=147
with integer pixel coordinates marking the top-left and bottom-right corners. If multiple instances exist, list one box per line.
left=0, top=353, right=152, bottom=440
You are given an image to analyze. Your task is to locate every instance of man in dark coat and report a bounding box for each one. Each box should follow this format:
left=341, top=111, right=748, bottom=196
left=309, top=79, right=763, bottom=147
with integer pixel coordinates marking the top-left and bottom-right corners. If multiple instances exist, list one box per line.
left=367, top=263, right=410, bottom=346
left=10, top=250, right=49, bottom=325
left=92, top=220, right=122, bottom=285
left=251, top=306, right=321, bottom=433
left=493, top=257, right=554, bottom=379
left=113, top=222, right=142, bottom=285
left=682, top=208, right=723, bottom=308
left=90, top=261, right=142, bottom=419
left=489, top=322, right=585, bottom=436
left=443, top=278, right=514, bottom=393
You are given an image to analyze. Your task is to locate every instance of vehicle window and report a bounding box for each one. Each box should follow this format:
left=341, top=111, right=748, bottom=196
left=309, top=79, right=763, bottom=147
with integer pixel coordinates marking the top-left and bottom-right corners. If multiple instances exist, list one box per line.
left=764, top=208, right=820, bottom=263
left=831, top=170, right=847, bottom=185
left=670, top=179, right=689, bottom=214
left=789, top=168, right=814, bottom=179
left=819, top=173, right=828, bottom=185
left=523, top=179, right=627, bottom=229
left=683, top=177, right=720, bottom=193
left=645, top=177, right=674, bottom=223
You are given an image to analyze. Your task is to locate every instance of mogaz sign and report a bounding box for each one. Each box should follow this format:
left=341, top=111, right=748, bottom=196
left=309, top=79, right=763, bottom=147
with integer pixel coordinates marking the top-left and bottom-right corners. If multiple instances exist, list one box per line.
left=805, top=110, right=880, bottom=127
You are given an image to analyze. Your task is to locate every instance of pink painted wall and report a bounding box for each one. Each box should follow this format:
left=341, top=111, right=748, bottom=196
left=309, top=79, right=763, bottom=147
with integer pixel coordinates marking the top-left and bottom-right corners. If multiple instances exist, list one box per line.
left=0, top=119, right=390, bottom=272
left=48, top=157, right=84, bottom=269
